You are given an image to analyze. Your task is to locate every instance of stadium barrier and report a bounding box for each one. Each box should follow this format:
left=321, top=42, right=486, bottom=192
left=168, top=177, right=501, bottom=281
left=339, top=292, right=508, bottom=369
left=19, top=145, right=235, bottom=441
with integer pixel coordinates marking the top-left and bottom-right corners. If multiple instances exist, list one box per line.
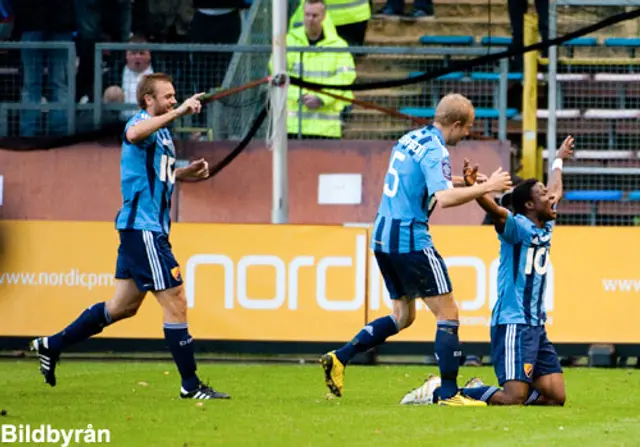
left=0, top=42, right=511, bottom=142
left=1, top=221, right=639, bottom=355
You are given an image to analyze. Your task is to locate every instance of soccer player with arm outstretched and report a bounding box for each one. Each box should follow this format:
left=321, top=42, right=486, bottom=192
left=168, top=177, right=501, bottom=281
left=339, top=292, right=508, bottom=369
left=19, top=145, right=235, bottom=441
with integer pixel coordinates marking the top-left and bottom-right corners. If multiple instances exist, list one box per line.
left=31, top=73, right=230, bottom=400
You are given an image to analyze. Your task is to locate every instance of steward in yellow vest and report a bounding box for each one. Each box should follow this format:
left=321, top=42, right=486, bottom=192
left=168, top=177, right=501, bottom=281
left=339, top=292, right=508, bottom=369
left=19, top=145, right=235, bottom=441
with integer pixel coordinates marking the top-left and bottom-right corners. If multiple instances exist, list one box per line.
left=286, top=0, right=356, bottom=139
left=290, top=0, right=371, bottom=46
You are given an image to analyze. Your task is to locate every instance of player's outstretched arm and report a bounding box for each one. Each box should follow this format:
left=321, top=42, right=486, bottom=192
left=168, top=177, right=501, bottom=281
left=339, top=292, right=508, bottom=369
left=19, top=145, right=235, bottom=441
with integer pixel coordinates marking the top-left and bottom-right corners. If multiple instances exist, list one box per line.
left=463, top=158, right=510, bottom=231
left=434, top=167, right=512, bottom=209
left=547, top=135, right=574, bottom=203
left=126, top=93, right=205, bottom=144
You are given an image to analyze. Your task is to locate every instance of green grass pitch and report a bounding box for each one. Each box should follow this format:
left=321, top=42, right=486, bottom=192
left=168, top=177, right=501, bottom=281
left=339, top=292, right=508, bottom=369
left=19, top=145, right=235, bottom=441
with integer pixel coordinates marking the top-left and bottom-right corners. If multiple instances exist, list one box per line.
left=1, top=360, right=639, bottom=446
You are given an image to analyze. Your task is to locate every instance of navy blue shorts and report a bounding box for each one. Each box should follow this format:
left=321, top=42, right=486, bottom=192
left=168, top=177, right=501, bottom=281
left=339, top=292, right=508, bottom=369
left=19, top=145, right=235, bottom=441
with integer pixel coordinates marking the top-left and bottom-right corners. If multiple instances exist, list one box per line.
left=115, top=230, right=183, bottom=292
left=491, top=324, right=563, bottom=386
left=374, top=248, right=452, bottom=299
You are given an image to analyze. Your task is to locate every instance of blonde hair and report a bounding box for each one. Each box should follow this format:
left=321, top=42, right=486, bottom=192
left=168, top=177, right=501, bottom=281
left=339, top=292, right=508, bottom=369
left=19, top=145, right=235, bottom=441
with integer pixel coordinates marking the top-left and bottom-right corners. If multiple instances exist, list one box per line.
left=434, top=93, right=474, bottom=126
left=136, top=72, right=173, bottom=109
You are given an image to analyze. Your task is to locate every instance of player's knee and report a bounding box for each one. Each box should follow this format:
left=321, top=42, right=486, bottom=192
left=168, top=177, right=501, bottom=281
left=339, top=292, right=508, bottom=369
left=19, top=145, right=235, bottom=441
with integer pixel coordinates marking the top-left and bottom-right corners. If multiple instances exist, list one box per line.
left=395, top=313, right=415, bottom=330
left=106, top=299, right=139, bottom=321
left=392, top=308, right=415, bottom=330
left=504, top=391, right=527, bottom=405
left=159, top=286, right=188, bottom=322
left=552, top=391, right=566, bottom=406
left=501, top=385, right=529, bottom=405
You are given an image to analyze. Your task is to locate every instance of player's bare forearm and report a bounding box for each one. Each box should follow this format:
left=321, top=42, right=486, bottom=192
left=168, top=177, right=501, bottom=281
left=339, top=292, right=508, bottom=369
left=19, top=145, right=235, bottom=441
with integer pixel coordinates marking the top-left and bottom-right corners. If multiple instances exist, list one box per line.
left=547, top=166, right=563, bottom=200
left=546, top=135, right=574, bottom=201
left=175, top=167, right=191, bottom=181
left=452, top=176, right=466, bottom=187
left=126, top=109, right=181, bottom=143
left=434, top=182, right=492, bottom=208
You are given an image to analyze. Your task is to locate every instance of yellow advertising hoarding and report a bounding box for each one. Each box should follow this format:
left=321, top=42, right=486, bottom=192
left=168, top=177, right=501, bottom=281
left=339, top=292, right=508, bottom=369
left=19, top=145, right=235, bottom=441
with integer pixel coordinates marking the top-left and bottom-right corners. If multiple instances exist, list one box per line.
left=0, top=221, right=368, bottom=342
left=0, top=221, right=638, bottom=344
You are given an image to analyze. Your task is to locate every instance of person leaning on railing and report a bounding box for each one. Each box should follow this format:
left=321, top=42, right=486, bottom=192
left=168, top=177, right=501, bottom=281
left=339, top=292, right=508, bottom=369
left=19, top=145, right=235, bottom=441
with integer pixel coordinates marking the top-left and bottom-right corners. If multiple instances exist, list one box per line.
left=284, top=0, right=356, bottom=140
left=13, top=0, right=75, bottom=137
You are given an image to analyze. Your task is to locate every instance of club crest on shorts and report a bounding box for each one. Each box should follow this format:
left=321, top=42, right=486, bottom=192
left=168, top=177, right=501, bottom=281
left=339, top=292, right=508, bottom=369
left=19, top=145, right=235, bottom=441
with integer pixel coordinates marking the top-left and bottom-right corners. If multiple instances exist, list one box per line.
left=171, top=266, right=182, bottom=281
left=524, top=363, right=533, bottom=378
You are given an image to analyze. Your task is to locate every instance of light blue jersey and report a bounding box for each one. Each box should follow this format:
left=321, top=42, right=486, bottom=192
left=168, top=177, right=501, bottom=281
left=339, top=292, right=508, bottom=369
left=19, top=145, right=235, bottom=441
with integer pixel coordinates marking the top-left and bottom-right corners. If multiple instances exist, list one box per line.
left=115, top=110, right=176, bottom=235
left=492, top=212, right=554, bottom=326
left=371, top=125, right=453, bottom=253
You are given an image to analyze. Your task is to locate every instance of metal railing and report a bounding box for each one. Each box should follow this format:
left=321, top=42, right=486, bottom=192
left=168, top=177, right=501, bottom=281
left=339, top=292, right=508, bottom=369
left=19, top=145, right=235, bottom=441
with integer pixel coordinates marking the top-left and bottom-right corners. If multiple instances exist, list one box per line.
left=0, top=41, right=76, bottom=137
left=546, top=0, right=640, bottom=226
left=0, top=41, right=513, bottom=142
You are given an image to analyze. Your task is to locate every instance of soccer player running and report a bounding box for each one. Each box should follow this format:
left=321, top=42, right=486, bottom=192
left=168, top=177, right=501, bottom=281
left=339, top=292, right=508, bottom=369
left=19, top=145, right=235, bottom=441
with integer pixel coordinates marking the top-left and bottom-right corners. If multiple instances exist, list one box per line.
left=320, top=93, right=513, bottom=406
left=30, top=73, right=230, bottom=400
left=401, top=135, right=574, bottom=406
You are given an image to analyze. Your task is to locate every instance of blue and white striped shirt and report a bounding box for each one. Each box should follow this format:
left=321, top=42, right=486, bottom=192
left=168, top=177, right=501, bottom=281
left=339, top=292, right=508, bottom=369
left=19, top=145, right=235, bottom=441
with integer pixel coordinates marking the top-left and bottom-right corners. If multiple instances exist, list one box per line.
left=371, top=125, right=453, bottom=253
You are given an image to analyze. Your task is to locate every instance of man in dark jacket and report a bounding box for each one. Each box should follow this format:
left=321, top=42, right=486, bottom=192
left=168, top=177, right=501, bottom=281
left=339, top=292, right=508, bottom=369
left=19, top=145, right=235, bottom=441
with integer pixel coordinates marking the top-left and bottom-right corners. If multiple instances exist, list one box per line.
left=14, top=0, right=75, bottom=137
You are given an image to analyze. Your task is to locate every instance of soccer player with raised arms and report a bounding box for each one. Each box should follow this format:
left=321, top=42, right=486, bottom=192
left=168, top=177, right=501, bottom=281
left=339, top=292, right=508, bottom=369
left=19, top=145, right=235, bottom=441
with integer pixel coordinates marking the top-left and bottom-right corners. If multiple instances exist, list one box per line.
left=321, top=93, right=513, bottom=406
left=30, top=73, right=230, bottom=400
left=401, top=136, right=574, bottom=406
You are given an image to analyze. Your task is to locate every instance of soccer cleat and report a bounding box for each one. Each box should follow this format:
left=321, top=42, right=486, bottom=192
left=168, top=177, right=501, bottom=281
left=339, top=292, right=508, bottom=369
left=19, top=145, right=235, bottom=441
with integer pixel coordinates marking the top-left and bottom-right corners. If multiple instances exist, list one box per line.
left=29, top=337, right=59, bottom=387
left=463, top=377, right=485, bottom=389
left=320, top=351, right=345, bottom=397
left=180, top=382, right=230, bottom=400
left=400, top=374, right=441, bottom=405
left=438, top=392, right=488, bottom=407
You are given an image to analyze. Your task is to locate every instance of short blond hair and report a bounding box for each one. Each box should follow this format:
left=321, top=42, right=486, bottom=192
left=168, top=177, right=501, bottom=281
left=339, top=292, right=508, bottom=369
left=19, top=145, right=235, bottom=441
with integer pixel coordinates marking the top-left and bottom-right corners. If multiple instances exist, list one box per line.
left=434, top=93, right=474, bottom=126
left=136, top=72, right=173, bottom=109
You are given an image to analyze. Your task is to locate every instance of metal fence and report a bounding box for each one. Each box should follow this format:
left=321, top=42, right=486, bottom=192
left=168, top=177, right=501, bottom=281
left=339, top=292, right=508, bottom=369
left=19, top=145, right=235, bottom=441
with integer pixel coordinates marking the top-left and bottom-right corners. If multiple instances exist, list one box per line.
left=0, top=41, right=513, bottom=143
left=0, top=41, right=76, bottom=137
left=547, top=0, right=640, bottom=226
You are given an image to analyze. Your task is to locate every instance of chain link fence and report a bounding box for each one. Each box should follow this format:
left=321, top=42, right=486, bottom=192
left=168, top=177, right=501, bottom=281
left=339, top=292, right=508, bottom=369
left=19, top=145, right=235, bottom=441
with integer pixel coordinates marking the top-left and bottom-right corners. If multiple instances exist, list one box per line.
left=0, top=42, right=76, bottom=138
left=547, top=0, right=640, bottom=226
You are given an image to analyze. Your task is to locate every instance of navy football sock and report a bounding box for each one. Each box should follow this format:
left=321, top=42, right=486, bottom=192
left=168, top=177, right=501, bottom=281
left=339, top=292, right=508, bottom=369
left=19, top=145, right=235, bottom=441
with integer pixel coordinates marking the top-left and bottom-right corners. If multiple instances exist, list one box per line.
left=164, top=323, right=199, bottom=392
left=461, top=385, right=500, bottom=403
left=433, top=320, right=461, bottom=400
left=48, top=302, right=112, bottom=352
left=334, top=315, right=399, bottom=365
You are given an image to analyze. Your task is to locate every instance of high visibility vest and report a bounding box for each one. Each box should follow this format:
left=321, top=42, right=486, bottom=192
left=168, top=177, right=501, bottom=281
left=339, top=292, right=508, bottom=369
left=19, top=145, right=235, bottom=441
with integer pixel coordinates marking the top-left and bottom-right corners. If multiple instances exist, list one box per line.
left=285, top=25, right=356, bottom=138
left=324, top=0, right=371, bottom=27
left=289, top=0, right=371, bottom=29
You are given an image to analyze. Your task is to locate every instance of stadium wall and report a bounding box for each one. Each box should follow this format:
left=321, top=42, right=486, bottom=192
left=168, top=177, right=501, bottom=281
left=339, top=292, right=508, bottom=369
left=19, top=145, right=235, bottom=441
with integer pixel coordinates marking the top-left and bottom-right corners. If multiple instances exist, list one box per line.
left=0, top=139, right=510, bottom=225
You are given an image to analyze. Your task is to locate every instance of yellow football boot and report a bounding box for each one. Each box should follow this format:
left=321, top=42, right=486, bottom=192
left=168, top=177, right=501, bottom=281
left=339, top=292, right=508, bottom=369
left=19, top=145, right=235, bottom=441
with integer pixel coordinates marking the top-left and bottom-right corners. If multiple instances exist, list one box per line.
left=320, top=351, right=345, bottom=397
left=438, top=392, right=488, bottom=407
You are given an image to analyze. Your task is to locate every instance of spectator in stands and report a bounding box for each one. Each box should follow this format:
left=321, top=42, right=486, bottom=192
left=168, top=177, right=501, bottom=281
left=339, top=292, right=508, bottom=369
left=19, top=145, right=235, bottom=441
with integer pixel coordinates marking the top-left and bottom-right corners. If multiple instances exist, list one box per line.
left=14, top=0, right=75, bottom=137
left=145, top=0, right=195, bottom=43
left=75, top=0, right=133, bottom=102
left=290, top=0, right=372, bottom=46
left=285, top=0, right=356, bottom=139
left=375, top=0, right=434, bottom=19
left=187, top=1, right=247, bottom=92
left=102, top=35, right=154, bottom=122
left=508, top=0, right=549, bottom=71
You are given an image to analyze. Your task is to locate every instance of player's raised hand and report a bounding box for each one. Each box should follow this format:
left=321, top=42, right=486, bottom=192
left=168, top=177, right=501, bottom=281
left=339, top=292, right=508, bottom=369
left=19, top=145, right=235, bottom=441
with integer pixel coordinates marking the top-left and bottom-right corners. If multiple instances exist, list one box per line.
left=462, top=158, right=479, bottom=186
left=557, top=135, right=575, bottom=160
left=176, top=93, right=205, bottom=117
left=485, top=167, right=512, bottom=193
